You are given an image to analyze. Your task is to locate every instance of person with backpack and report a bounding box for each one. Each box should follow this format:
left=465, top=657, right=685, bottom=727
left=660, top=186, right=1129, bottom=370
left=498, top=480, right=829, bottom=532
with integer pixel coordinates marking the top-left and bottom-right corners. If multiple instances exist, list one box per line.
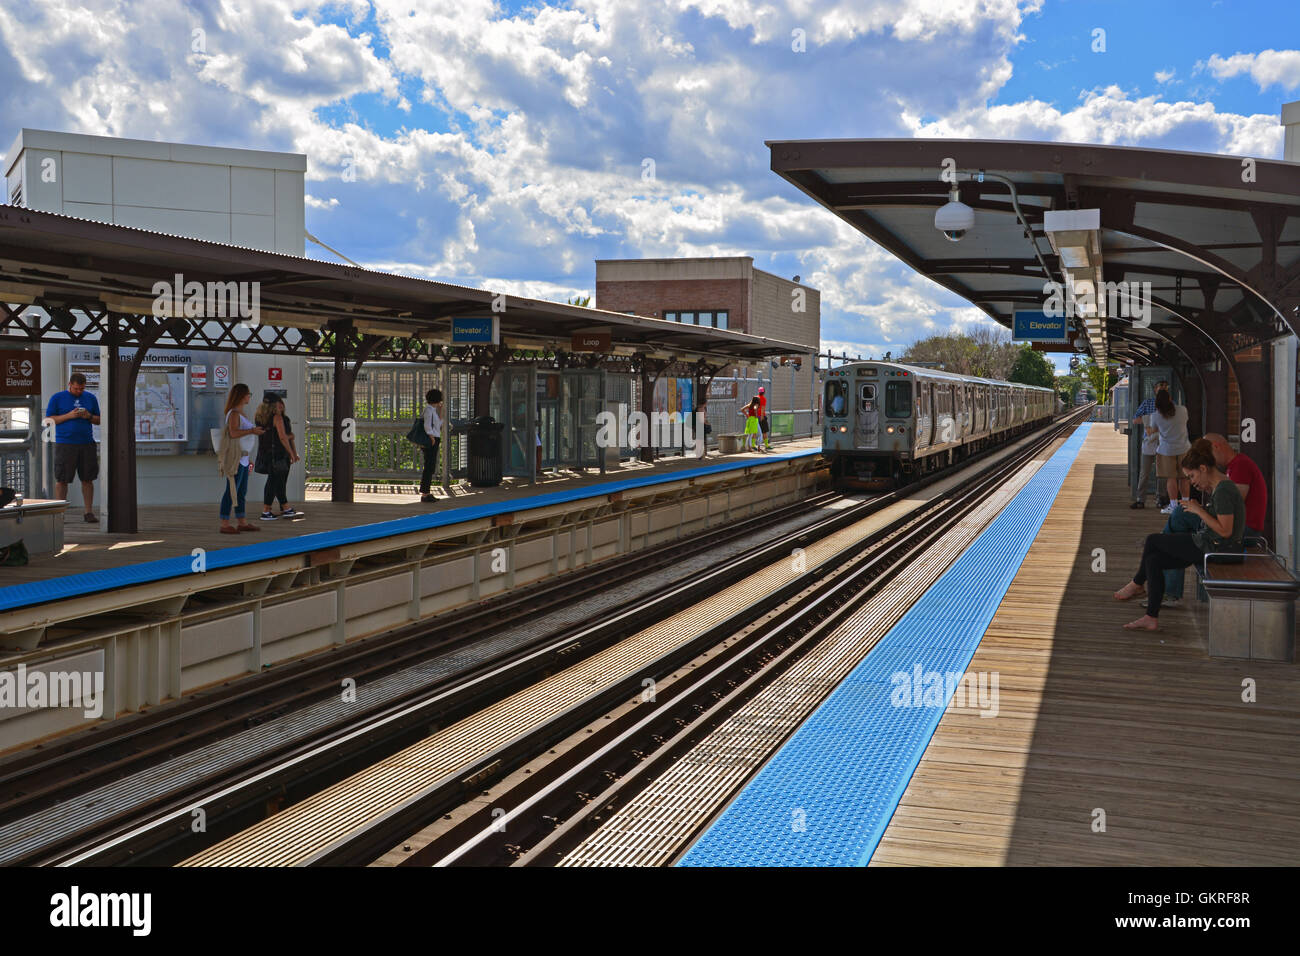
left=254, top=392, right=300, bottom=520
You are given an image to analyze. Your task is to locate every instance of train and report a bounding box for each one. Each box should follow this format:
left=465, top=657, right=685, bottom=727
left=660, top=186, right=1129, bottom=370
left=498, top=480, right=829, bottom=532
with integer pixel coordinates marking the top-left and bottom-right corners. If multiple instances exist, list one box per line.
left=822, top=361, right=1061, bottom=488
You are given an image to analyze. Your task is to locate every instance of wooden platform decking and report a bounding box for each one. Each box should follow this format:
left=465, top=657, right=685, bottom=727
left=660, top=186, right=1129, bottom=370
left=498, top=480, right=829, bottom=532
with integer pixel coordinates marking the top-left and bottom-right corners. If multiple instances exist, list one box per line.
left=872, top=424, right=1300, bottom=866
left=0, top=439, right=819, bottom=586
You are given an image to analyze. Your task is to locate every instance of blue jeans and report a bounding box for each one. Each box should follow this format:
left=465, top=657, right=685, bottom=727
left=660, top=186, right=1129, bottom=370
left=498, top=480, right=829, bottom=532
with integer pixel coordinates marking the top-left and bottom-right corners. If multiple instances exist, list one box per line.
left=220, top=464, right=250, bottom=520
left=1161, top=506, right=1200, bottom=599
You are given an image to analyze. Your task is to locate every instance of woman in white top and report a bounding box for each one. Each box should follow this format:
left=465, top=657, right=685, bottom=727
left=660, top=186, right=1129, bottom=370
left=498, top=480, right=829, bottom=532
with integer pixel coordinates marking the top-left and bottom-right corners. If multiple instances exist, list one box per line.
left=420, top=388, right=444, bottom=503
left=218, top=383, right=265, bottom=534
left=1151, top=388, right=1190, bottom=510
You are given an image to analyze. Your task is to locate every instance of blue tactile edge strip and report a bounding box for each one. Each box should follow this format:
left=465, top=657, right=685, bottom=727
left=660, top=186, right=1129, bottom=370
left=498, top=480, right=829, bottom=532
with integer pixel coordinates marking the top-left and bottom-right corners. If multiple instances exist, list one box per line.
left=0, top=449, right=818, bottom=614
left=679, top=424, right=1092, bottom=867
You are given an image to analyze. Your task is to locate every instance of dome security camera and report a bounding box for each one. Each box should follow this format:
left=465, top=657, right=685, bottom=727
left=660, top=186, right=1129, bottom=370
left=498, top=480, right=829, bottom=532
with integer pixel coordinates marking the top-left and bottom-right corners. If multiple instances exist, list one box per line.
left=935, top=188, right=974, bottom=242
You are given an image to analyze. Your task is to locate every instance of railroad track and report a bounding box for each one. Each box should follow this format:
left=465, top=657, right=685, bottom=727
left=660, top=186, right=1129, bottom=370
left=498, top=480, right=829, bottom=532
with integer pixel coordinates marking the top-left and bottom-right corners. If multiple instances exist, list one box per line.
left=3, top=486, right=879, bottom=865
left=399, top=408, right=1090, bottom=866
left=0, top=483, right=837, bottom=828
left=175, top=411, right=1086, bottom=866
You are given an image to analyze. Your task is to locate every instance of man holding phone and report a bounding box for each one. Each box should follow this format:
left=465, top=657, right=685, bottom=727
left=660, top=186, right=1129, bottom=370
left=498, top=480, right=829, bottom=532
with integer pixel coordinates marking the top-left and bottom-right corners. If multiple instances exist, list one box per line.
left=45, top=372, right=101, bottom=523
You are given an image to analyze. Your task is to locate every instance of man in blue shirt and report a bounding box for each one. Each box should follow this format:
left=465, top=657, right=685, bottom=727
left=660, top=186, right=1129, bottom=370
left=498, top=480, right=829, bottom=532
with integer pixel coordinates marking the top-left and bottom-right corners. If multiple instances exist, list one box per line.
left=1131, top=379, right=1170, bottom=507
left=45, top=372, right=101, bottom=523
left=1130, top=379, right=1169, bottom=421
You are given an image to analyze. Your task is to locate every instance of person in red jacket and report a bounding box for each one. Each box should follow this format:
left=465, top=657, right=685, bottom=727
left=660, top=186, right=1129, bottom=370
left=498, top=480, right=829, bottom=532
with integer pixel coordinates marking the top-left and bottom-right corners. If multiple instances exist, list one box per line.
left=756, top=386, right=772, bottom=450
left=1204, top=433, right=1267, bottom=538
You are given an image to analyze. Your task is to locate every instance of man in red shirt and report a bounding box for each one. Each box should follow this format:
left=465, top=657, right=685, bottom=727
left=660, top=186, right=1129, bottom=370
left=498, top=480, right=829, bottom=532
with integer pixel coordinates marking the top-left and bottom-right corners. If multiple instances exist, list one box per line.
left=1204, top=433, right=1267, bottom=536
left=756, top=386, right=771, bottom=451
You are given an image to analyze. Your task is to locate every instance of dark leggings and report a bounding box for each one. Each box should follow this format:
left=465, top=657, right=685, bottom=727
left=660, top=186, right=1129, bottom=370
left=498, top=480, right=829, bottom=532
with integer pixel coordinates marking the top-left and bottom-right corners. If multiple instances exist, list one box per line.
left=420, top=439, right=440, bottom=494
left=1133, top=532, right=1203, bottom=617
left=263, top=469, right=288, bottom=510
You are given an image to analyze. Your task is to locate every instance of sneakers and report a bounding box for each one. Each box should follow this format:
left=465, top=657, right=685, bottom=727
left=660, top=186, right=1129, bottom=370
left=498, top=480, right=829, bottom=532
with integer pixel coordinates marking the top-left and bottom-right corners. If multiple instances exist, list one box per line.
left=1129, top=500, right=1145, bottom=509
left=279, top=507, right=298, bottom=517
left=420, top=494, right=436, bottom=503
left=1159, top=505, right=1174, bottom=514
left=260, top=511, right=278, bottom=520
left=1162, top=596, right=1181, bottom=607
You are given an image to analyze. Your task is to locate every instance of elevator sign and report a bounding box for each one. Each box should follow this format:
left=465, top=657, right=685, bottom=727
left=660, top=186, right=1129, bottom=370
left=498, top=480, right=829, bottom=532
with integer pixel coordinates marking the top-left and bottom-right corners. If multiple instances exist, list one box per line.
left=451, top=317, right=499, bottom=345
left=1012, top=308, right=1069, bottom=343
left=0, top=350, right=40, bottom=396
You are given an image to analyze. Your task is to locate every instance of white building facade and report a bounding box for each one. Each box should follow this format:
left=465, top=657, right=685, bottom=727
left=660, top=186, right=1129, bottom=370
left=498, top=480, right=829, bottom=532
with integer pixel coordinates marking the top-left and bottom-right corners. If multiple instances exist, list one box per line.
left=4, top=129, right=309, bottom=508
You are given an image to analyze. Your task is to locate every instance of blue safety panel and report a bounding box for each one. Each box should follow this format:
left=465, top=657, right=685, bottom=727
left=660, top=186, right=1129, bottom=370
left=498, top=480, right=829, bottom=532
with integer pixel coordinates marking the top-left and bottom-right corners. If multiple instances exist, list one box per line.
left=680, top=424, right=1091, bottom=867
left=0, top=450, right=818, bottom=614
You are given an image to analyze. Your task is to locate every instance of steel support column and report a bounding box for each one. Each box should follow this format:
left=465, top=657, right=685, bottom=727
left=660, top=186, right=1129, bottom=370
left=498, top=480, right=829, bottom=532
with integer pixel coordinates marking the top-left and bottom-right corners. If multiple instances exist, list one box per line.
left=329, top=323, right=383, bottom=504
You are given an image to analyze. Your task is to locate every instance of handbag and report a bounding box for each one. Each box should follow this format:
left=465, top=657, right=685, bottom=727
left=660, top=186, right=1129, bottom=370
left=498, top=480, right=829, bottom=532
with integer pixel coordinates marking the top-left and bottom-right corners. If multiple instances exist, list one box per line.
left=406, top=416, right=432, bottom=448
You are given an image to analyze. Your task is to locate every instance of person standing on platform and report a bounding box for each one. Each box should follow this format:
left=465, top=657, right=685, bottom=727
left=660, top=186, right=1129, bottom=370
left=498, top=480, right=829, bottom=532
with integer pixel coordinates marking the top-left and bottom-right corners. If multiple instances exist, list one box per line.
left=1203, top=433, right=1268, bottom=539
left=255, top=393, right=300, bottom=520
left=218, top=383, right=264, bottom=534
left=1131, top=380, right=1169, bottom=509
left=756, top=386, right=772, bottom=451
left=739, top=396, right=762, bottom=452
left=419, top=388, right=443, bottom=503
left=45, top=372, right=101, bottom=523
left=1151, top=387, right=1190, bottom=514
left=1130, top=411, right=1160, bottom=509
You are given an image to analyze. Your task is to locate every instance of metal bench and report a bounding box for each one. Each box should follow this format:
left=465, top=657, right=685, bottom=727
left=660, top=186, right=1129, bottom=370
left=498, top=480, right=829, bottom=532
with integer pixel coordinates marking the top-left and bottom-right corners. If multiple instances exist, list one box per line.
left=1194, top=537, right=1298, bottom=662
left=0, top=497, right=68, bottom=559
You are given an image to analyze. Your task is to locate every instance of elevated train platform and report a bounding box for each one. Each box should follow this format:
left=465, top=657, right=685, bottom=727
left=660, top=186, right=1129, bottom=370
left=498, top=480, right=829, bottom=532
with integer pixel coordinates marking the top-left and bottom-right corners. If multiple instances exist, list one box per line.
left=682, top=424, right=1300, bottom=866
left=0, top=440, right=820, bottom=751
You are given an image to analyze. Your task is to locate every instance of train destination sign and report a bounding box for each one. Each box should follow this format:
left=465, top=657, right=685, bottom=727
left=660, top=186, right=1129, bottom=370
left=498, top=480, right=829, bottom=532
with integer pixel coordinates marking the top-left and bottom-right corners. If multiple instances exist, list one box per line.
left=570, top=330, right=611, bottom=352
left=1012, top=308, right=1069, bottom=343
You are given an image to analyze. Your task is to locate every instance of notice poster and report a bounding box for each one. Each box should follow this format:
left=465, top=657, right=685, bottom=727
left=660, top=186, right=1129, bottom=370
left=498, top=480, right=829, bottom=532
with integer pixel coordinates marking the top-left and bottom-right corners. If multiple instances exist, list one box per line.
left=134, top=364, right=188, bottom=441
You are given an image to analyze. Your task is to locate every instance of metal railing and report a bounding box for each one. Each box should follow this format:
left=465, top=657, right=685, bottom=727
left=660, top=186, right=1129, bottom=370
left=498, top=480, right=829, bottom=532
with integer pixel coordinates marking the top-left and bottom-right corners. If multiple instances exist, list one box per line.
left=304, top=362, right=472, bottom=482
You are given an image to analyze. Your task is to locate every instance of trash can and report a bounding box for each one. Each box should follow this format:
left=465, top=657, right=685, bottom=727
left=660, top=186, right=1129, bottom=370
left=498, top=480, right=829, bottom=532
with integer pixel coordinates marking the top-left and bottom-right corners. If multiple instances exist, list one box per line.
left=458, top=416, right=504, bottom=487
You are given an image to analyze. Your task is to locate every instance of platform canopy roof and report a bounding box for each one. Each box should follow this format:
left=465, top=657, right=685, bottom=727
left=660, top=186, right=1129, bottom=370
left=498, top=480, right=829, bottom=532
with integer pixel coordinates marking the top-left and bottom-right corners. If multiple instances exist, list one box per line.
left=0, top=206, right=809, bottom=366
left=768, top=138, right=1300, bottom=369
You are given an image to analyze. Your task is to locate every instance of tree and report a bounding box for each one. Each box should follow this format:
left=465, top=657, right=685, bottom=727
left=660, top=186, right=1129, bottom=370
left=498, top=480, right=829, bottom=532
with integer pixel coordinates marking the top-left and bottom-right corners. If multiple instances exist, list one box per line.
left=1008, top=344, right=1056, bottom=388
left=1054, top=371, right=1084, bottom=405
left=568, top=295, right=592, bottom=307
left=1077, top=356, right=1120, bottom=403
left=902, top=326, right=1017, bottom=379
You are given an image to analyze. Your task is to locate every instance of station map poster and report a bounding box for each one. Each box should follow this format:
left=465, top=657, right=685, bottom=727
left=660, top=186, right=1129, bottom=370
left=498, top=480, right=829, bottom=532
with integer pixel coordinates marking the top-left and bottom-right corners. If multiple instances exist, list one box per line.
left=134, top=365, right=187, bottom=441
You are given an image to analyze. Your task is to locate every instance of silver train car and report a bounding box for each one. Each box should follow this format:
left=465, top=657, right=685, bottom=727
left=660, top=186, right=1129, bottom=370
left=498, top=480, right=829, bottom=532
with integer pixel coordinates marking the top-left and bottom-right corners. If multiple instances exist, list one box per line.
left=822, top=361, right=1059, bottom=487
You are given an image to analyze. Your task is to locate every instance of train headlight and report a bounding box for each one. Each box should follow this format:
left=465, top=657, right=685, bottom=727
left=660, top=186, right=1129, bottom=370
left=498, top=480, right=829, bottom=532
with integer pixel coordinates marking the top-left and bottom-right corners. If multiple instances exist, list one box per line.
left=839, top=426, right=847, bottom=433
left=886, top=426, right=894, bottom=433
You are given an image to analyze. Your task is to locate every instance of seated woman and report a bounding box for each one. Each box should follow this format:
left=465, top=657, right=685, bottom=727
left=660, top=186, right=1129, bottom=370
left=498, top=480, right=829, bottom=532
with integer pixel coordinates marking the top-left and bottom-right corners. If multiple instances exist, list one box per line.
left=1113, top=438, right=1245, bottom=631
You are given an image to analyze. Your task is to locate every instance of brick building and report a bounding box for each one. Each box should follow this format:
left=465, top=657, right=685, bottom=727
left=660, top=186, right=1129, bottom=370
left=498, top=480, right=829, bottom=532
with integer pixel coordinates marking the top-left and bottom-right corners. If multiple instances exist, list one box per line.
left=595, top=257, right=820, bottom=436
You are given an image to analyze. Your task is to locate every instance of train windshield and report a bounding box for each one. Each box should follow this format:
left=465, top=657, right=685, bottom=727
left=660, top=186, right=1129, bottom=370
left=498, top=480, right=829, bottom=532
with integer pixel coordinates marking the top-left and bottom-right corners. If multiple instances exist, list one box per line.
left=825, top=380, right=848, bottom=417
left=885, top=380, right=911, bottom=418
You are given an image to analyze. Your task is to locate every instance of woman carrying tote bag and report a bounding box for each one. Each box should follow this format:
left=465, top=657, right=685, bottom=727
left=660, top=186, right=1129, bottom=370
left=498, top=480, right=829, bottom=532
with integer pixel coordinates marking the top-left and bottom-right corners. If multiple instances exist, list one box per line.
left=217, top=384, right=264, bottom=534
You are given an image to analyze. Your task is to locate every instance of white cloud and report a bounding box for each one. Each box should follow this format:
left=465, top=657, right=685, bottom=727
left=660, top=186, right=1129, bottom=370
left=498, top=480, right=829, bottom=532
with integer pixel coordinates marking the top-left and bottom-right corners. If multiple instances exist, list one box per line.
left=1202, top=49, right=1300, bottom=91
left=907, top=85, right=1284, bottom=158
left=1154, top=69, right=1175, bottom=84
left=0, top=0, right=1287, bottom=359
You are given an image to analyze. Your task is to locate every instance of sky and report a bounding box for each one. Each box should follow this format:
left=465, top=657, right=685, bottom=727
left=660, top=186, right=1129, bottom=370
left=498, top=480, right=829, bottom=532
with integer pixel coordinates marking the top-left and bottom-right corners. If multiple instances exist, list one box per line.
left=1, top=0, right=1297, bottom=374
